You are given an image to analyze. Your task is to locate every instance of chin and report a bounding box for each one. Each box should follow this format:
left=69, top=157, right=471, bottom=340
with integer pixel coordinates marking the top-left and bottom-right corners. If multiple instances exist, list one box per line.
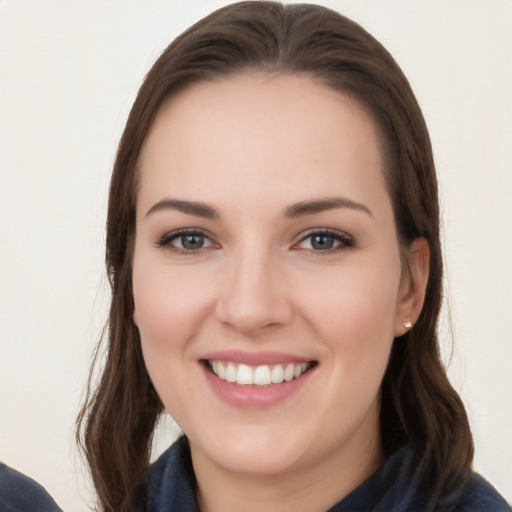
left=188, top=420, right=325, bottom=478
left=211, top=448, right=304, bottom=477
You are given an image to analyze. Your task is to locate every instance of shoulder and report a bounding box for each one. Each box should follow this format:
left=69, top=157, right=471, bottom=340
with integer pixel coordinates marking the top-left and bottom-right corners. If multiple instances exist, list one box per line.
left=449, top=473, right=511, bottom=512
left=332, top=445, right=510, bottom=512
left=0, top=462, right=62, bottom=512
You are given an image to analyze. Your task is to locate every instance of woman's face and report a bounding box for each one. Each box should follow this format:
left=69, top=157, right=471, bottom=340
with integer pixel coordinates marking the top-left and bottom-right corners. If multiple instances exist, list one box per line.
left=133, top=75, right=417, bottom=480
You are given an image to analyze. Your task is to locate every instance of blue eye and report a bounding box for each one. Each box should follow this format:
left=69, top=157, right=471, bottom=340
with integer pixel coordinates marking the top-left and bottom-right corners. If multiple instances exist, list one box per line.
left=179, top=233, right=205, bottom=250
left=297, top=230, right=353, bottom=252
left=158, top=230, right=216, bottom=252
left=310, top=234, right=336, bottom=250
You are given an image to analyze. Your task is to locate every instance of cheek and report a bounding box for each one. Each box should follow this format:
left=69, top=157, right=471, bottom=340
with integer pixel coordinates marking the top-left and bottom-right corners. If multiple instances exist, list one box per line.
left=132, top=257, right=219, bottom=407
left=133, top=258, right=213, bottom=345
left=296, top=255, right=401, bottom=381
left=132, top=258, right=217, bottom=420
left=301, top=261, right=400, bottom=337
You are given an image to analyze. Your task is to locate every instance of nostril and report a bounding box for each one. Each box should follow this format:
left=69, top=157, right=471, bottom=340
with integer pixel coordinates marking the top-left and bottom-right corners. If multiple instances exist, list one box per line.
left=214, top=263, right=293, bottom=333
left=215, top=295, right=294, bottom=334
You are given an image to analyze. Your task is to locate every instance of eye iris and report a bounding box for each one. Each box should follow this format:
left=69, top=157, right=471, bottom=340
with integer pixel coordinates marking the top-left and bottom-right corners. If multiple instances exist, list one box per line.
left=311, top=234, right=334, bottom=250
left=181, top=234, right=204, bottom=249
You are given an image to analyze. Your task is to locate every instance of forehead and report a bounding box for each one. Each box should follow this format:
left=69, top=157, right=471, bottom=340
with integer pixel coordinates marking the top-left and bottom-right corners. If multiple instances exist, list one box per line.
left=137, top=74, right=389, bottom=216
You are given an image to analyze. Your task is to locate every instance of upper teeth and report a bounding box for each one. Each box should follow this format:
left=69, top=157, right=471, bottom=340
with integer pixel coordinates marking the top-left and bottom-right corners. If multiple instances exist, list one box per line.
left=209, top=361, right=310, bottom=386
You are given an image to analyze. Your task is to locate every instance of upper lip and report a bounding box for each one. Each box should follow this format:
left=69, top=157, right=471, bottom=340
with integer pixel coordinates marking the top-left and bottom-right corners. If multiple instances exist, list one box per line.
left=200, top=350, right=316, bottom=366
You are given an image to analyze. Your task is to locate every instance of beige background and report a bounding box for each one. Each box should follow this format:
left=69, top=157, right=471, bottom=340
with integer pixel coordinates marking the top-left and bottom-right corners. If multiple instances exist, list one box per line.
left=0, top=1, right=510, bottom=510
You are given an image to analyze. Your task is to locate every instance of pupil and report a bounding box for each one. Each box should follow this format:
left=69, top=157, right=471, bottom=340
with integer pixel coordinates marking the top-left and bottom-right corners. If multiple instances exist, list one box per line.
left=312, top=235, right=334, bottom=250
left=182, top=234, right=204, bottom=249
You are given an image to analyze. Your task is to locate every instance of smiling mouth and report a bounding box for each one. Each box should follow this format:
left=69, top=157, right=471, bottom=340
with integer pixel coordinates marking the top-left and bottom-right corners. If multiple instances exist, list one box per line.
left=203, top=360, right=317, bottom=387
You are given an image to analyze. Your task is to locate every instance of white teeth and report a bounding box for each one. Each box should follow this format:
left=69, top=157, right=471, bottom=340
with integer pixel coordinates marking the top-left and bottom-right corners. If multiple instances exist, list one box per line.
left=284, top=363, right=295, bottom=382
left=254, top=365, right=271, bottom=386
left=271, top=365, right=284, bottom=384
left=209, top=360, right=311, bottom=386
left=226, top=362, right=237, bottom=383
left=216, top=361, right=226, bottom=380
left=237, top=364, right=254, bottom=385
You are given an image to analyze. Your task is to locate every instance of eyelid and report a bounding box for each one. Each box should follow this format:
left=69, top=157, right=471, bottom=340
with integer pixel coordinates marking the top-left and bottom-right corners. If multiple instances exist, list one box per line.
left=155, top=227, right=354, bottom=254
left=156, top=228, right=219, bottom=252
left=293, top=228, right=355, bottom=252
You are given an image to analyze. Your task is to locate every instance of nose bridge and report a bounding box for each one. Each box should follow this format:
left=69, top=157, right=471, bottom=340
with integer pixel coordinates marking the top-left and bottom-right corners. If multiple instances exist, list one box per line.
left=215, top=238, right=292, bottom=334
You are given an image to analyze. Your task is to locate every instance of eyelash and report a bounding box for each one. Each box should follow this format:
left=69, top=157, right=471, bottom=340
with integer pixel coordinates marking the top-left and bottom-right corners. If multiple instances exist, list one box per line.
left=156, top=228, right=355, bottom=255
left=295, top=228, right=355, bottom=255
left=156, top=229, right=216, bottom=255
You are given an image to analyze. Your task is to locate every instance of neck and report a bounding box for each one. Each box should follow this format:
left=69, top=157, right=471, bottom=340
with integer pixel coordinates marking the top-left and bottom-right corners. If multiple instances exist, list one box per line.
left=191, top=430, right=383, bottom=512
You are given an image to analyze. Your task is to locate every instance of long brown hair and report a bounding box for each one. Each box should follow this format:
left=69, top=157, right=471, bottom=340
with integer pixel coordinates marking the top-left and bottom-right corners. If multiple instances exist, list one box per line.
left=76, top=2, right=473, bottom=511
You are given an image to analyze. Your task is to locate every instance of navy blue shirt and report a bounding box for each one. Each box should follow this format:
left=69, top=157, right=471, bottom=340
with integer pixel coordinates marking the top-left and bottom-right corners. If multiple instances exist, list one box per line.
left=147, top=437, right=511, bottom=512
left=1, top=444, right=508, bottom=511
left=0, top=462, right=62, bottom=511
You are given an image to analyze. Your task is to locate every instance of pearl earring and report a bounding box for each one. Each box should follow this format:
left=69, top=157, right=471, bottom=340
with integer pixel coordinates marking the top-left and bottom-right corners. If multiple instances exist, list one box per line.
left=402, top=321, right=412, bottom=329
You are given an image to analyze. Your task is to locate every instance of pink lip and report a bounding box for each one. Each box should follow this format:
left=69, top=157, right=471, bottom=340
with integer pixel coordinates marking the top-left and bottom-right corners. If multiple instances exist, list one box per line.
left=199, top=353, right=317, bottom=409
left=200, top=349, right=313, bottom=366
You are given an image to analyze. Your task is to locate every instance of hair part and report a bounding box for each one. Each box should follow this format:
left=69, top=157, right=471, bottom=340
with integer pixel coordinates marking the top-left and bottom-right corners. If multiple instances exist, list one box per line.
left=76, top=3, right=473, bottom=511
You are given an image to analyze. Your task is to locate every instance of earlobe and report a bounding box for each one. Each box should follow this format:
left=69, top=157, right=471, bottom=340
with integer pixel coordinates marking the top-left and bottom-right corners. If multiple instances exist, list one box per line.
left=395, top=237, right=430, bottom=336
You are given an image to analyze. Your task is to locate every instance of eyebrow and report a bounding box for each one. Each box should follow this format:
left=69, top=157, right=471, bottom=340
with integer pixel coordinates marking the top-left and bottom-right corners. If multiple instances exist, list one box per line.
left=283, top=197, right=373, bottom=218
left=145, top=199, right=219, bottom=219
left=145, top=196, right=372, bottom=219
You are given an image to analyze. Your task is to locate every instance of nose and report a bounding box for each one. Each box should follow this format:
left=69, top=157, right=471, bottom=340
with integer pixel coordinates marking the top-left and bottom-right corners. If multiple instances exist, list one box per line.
left=215, top=245, right=294, bottom=336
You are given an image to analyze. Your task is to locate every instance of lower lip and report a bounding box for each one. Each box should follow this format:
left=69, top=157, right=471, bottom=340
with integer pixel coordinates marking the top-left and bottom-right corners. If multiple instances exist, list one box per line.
left=202, top=364, right=315, bottom=408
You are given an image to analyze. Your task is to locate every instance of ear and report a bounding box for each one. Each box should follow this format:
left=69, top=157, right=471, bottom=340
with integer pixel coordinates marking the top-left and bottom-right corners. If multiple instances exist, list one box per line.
left=394, top=237, right=430, bottom=337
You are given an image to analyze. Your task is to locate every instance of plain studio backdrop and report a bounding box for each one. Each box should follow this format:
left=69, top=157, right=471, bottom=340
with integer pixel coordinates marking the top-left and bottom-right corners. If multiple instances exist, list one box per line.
left=0, top=1, right=511, bottom=510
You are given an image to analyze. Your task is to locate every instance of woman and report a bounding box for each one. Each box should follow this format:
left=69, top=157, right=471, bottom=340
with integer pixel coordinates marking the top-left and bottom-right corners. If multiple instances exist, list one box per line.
left=76, top=2, right=510, bottom=511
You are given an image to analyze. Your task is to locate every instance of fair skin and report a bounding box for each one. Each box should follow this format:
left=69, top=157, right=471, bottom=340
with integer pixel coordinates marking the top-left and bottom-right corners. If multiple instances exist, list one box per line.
left=132, top=74, right=429, bottom=512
